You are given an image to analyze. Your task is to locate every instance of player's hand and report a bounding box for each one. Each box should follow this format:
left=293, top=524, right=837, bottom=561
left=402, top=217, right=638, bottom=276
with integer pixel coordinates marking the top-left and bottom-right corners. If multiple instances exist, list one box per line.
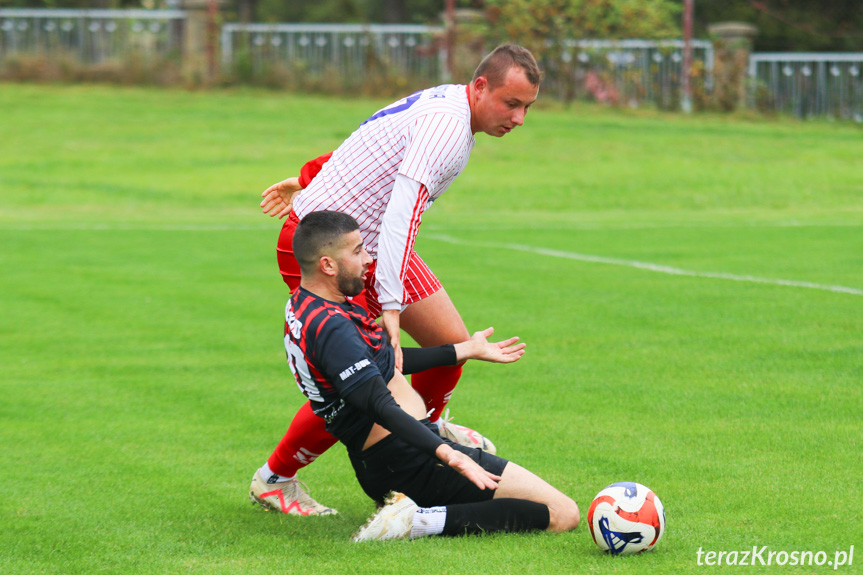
left=455, top=327, right=525, bottom=364
left=380, top=309, right=403, bottom=372
left=261, top=176, right=303, bottom=219
left=436, top=445, right=500, bottom=491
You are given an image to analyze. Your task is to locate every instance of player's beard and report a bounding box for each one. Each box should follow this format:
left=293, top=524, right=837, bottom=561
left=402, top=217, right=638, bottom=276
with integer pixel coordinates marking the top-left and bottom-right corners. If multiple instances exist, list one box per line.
left=336, top=267, right=365, bottom=297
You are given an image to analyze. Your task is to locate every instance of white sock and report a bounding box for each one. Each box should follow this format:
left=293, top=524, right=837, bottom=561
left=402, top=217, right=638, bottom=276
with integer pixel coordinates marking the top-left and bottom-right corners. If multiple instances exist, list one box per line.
left=427, top=409, right=443, bottom=430
left=259, top=462, right=295, bottom=484
left=410, top=506, right=447, bottom=539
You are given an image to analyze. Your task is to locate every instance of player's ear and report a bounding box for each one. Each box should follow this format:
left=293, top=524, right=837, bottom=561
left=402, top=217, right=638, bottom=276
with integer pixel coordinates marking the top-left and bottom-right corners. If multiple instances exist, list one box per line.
left=319, top=255, right=338, bottom=277
left=474, top=76, right=488, bottom=98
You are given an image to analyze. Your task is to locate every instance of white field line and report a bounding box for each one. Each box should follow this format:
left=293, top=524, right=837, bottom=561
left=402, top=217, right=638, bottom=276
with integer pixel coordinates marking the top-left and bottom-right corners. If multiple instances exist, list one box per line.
left=1, top=220, right=861, bottom=232
left=421, top=220, right=863, bottom=231
left=4, top=222, right=860, bottom=296
left=426, top=234, right=863, bottom=297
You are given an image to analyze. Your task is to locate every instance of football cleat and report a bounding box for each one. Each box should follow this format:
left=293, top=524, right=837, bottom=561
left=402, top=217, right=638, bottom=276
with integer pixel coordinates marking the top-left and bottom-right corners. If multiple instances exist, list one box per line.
left=249, top=470, right=338, bottom=516
left=352, top=492, right=418, bottom=542
left=438, top=409, right=497, bottom=455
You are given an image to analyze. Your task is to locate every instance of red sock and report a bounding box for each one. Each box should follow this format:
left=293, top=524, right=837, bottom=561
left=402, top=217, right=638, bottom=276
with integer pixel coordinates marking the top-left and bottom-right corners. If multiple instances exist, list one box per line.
left=267, top=401, right=338, bottom=478
left=411, top=364, right=463, bottom=422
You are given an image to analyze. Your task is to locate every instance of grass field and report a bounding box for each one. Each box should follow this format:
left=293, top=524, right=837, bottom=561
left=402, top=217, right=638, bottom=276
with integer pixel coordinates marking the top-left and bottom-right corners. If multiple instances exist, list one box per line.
left=1, top=83, right=861, bottom=574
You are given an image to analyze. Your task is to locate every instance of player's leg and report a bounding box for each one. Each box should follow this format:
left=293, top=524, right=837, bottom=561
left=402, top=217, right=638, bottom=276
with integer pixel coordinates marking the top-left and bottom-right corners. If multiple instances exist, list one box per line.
left=250, top=214, right=340, bottom=515
left=398, top=253, right=495, bottom=441
left=353, top=492, right=551, bottom=541
left=351, top=432, right=572, bottom=541
left=357, top=423, right=579, bottom=533
left=362, top=253, right=492, bottom=451
left=390, top=460, right=578, bottom=539
left=493, top=461, right=580, bottom=533
left=249, top=405, right=340, bottom=516
left=400, top=286, right=469, bottom=418
left=364, top=253, right=468, bottom=423
left=400, top=280, right=497, bottom=452
left=262, top=401, right=338, bottom=478
left=440, top=443, right=579, bottom=533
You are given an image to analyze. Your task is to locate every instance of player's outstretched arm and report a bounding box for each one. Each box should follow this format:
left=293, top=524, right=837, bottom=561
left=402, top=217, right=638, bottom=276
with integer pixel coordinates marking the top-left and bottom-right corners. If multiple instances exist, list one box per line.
left=454, top=327, right=525, bottom=364
left=399, top=327, right=524, bottom=375
left=261, top=176, right=302, bottom=219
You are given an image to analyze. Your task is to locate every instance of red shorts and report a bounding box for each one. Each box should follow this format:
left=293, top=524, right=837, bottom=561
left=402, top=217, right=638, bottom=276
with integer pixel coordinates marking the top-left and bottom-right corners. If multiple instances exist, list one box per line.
left=277, top=211, right=441, bottom=318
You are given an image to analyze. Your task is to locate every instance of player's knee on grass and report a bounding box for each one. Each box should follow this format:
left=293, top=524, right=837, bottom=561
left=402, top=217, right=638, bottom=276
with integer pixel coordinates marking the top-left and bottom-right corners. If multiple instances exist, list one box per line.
left=547, top=496, right=580, bottom=533
left=494, top=461, right=579, bottom=532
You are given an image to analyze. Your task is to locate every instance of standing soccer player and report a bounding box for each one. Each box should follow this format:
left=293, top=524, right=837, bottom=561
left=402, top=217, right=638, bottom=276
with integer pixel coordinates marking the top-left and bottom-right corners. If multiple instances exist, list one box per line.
left=252, top=45, right=542, bottom=515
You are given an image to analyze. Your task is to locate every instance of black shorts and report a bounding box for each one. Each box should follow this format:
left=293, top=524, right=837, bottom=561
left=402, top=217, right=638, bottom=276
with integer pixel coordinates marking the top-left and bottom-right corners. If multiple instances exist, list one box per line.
left=347, top=419, right=509, bottom=508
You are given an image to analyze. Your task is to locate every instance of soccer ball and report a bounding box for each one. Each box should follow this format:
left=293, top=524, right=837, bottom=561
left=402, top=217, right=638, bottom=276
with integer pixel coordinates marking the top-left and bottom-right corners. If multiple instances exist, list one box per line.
left=587, top=482, right=665, bottom=555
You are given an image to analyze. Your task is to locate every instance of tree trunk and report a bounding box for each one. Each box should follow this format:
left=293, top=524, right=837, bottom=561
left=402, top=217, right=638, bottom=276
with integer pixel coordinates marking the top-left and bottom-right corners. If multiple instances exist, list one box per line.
left=237, top=0, right=258, bottom=23
left=380, top=0, right=407, bottom=24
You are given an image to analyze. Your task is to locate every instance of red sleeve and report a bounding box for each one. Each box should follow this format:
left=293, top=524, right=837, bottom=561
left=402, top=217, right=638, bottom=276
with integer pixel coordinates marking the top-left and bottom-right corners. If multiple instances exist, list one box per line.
left=298, top=152, right=333, bottom=188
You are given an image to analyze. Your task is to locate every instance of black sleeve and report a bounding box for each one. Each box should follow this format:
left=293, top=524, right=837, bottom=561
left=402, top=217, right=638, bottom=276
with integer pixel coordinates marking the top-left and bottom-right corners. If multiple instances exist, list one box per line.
left=342, top=374, right=444, bottom=456
left=401, top=344, right=458, bottom=375
left=315, top=316, right=383, bottom=397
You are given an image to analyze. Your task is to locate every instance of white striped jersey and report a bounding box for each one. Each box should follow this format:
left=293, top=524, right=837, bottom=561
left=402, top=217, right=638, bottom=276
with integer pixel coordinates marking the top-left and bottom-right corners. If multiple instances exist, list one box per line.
left=293, top=83, right=475, bottom=310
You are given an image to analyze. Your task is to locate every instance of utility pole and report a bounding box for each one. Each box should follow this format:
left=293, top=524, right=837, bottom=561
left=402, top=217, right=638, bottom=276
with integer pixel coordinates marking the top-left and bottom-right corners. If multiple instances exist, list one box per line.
left=207, top=0, right=218, bottom=81
left=682, top=0, right=694, bottom=113
left=446, top=0, right=455, bottom=81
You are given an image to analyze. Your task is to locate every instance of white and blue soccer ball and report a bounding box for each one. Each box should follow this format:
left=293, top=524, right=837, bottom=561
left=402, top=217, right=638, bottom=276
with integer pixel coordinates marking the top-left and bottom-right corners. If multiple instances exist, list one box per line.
left=588, top=482, right=666, bottom=555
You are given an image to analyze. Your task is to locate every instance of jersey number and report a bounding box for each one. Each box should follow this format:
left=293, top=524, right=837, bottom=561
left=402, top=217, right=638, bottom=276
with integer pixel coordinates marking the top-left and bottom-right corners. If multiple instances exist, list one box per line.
left=285, top=338, right=323, bottom=402
left=361, top=91, right=422, bottom=126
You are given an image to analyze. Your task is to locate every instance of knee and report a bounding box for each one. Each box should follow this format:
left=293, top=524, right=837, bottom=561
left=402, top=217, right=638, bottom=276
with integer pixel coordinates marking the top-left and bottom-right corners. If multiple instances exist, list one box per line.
left=548, top=497, right=580, bottom=533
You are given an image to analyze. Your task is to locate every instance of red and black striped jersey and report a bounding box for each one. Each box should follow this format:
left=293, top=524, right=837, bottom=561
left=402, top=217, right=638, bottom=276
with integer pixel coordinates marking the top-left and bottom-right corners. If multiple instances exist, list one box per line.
left=284, top=287, right=395, bottom=448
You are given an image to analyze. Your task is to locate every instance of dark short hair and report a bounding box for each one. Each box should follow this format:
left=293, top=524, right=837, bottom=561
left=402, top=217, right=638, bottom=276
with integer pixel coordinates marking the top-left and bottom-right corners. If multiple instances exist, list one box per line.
left=472, top=45, right=543, bottom=89
left=293, top=210, right=360, bottom=275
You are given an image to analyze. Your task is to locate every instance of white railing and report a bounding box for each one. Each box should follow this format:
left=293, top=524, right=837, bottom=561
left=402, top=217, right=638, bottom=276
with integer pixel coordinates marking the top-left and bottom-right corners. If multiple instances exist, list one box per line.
left=0, top=8, right=185, bottom=64
left=221, top=22, right=444, bottom=81
left=749, top=52, right=863, bottom=121
left=1, top=10, right=721, bottom=114
left=546, top=38, right=714, bottom=108
left=221, top=28, right=714, bottom=109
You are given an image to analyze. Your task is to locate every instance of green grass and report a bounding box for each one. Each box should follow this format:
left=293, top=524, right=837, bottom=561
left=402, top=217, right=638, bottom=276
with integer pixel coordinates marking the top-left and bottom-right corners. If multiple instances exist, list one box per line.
left=1, top=83, right=861, bottom=574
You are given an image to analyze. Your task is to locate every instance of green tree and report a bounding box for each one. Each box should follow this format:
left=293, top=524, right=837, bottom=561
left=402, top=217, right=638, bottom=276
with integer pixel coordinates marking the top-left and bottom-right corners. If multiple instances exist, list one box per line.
left=252, top=0, right=462, bottom=24
left=484, top=0, right=680, bottom=102
left=695, top=0, right=863, bottom=52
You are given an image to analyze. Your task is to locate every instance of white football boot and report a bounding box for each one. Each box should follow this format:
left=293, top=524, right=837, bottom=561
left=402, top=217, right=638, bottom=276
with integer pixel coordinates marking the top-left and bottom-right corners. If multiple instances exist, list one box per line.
left=437, top=409, right=497, bottom=455
left=249, top=470, right=338, bottom=516
left=352, top=492, right=419, bottom=542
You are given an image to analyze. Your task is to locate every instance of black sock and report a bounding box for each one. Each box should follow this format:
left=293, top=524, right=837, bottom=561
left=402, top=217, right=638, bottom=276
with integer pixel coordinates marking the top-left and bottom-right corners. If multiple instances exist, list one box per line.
left=441, top=498, right=550, bottom=536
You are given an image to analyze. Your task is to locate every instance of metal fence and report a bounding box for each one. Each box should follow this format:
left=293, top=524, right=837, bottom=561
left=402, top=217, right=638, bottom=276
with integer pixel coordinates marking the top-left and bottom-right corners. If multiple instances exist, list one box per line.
left=749, top=53, right=863, bottom=121
left=221, top=23, right=443, bottom=83
left=11, top=8, right=859, bottom=122
left=0, top=10, right=715, bottom=110
left=0, top=8, right=185, bottom=65
left=220, top=28, right=715, bottom=109
left=543, top=39, right=714, bottom=109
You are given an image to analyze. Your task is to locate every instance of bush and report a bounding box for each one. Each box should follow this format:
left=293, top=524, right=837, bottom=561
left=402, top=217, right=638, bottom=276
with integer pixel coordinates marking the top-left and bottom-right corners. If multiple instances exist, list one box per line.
left=0, top=51, right=182, bottom=86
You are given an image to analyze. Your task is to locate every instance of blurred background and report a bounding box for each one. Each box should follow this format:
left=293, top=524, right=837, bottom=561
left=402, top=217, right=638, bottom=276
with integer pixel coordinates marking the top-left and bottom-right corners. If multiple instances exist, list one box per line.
left=1, top=1, right=861, bottom=119
left=2, top=2, right=861, bottom=574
